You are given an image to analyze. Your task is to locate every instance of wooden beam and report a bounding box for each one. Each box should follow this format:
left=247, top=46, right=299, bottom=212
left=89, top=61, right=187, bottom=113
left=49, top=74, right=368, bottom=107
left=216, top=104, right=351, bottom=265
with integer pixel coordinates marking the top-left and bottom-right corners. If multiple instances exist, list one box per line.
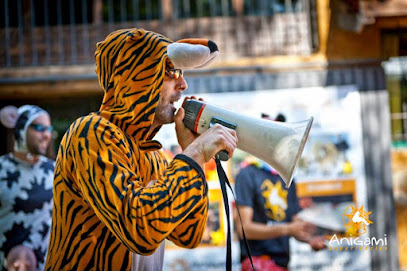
left=0, top=79, right=102, bottom=100
left=0, top=65, right=96, bottom=79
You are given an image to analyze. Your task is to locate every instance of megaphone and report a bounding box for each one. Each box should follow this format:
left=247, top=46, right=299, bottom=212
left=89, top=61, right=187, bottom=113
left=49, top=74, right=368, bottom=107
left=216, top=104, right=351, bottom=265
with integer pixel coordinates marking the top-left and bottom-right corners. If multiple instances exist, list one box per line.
left=182, top=99, right=313, bottom=188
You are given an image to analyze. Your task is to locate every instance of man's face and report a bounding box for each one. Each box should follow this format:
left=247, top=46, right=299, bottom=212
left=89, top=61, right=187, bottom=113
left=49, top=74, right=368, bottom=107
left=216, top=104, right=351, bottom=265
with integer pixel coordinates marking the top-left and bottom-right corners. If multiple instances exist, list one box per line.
left=26, top=114, right=52, bottom=155
left=154, top=68, right=188, bottom=125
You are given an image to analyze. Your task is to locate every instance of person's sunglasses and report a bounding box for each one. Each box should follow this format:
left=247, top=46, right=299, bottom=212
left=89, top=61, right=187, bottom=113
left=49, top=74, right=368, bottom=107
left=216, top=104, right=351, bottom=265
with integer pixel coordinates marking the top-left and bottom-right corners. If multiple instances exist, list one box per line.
left=30, top=123, right=53, bottom=133
left=165, top=68, right=183, bottom=79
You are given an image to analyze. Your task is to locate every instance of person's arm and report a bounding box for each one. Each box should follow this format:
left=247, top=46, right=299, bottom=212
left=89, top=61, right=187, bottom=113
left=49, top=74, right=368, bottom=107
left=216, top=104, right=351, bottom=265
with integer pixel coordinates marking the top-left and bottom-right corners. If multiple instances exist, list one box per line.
left=291, top=181, right=327, bottom=250
left=164, top=154, right=209, bottom=249
left=166, top=107, right=238, bottom=247
left=70, top=117, right=206, bottom=255
left=234, top=167, right=314, bottom=242
left=72, top=115, right=237, bottom=255
left=237, top=205, right=314, bottom=240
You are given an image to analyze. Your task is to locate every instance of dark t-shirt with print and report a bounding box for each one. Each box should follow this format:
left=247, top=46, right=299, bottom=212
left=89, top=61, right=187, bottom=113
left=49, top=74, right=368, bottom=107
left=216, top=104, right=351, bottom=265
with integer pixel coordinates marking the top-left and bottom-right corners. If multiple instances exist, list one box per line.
left=235, top=164, right=301, bottom=268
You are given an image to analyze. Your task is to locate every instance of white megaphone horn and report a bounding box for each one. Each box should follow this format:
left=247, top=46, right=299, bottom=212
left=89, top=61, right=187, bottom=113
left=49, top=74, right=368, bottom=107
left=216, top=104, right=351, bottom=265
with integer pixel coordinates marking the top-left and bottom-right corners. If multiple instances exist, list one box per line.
left=182, top=99, right=313, bottom=188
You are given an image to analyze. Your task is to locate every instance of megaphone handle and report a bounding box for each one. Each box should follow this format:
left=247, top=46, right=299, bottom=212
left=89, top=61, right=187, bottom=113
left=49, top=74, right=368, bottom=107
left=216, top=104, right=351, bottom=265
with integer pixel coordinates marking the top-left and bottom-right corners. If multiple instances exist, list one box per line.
left=215, top=151, right=229, bottom=161
left=210, top=117, right=237, bottom=162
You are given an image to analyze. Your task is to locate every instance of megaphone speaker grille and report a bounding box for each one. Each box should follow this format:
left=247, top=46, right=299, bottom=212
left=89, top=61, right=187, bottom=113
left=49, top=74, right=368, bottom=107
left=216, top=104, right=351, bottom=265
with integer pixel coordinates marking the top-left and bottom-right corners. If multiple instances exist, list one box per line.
left=183, top=100, right=205, bottom=132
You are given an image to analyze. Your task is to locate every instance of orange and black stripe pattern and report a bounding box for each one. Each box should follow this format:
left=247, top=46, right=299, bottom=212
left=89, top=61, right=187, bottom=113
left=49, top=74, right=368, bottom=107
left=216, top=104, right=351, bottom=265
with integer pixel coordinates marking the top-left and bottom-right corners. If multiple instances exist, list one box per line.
left=45, top=29, right=208, bottom=270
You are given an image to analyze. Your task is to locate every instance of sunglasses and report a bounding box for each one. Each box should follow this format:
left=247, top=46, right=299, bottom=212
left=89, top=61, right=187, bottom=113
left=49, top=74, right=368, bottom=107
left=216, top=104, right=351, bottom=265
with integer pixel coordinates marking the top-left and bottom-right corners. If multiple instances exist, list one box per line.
left=30, top=123, right=53, bottom=133
left=165, top=68, right=183, bottom=79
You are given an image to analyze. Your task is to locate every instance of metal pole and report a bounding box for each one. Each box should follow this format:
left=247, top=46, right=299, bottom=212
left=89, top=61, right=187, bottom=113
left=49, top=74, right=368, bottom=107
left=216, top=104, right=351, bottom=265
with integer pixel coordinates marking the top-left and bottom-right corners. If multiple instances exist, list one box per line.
left=17, top=0, right=24, bottom=66
left=120, top=0, right=126, bottom=26
left=30, top=0, right=38, bottom=65
left=44, top=0, right=51, bottom=65
left=57, top=0, right=64, bottom=64
left=69, top=0, right=77, bottom=64
left=108, top=0, right=114, bottom=32
left=133, top=0, right=139, bottom=21
left=4, top=0, right=11, bottom=66
left=82, top=0, right=90, bottom=64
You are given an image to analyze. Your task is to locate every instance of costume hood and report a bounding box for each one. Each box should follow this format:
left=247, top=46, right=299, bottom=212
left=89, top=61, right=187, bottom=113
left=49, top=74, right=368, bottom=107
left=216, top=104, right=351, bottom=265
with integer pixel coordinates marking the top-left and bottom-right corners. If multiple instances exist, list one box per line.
left=95, top=28, right=219, bottom=142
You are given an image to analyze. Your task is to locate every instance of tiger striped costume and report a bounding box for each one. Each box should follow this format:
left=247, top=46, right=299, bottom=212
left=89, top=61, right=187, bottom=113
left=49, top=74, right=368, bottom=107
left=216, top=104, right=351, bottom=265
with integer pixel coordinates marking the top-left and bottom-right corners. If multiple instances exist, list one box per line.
left=45, top=29, right=218, bottom=270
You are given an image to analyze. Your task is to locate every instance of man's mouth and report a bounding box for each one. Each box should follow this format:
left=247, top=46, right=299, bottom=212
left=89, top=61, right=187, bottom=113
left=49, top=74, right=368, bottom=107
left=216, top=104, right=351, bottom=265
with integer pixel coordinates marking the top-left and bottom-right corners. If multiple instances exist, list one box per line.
left=39, top=141, right=48, bottom=149
left=170, top=97, right=181, bottom=105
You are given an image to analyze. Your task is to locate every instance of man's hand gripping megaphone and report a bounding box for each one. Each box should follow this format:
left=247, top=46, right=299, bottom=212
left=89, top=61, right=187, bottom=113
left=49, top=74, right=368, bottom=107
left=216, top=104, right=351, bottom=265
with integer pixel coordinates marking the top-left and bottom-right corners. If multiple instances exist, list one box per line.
left=174, top=97, right=238, bottom=169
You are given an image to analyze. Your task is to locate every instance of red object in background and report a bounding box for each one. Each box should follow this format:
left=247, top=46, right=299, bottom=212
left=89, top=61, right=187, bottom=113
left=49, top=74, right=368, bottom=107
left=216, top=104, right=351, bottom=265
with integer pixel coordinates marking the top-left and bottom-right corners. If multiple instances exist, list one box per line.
left=241, top=255, right=288, bottom=271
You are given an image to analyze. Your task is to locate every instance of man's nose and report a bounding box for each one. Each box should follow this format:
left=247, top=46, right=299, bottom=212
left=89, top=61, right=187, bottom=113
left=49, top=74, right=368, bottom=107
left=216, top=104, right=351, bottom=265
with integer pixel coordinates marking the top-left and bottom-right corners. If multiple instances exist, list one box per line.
left=177, top=76, right=188, bottom=92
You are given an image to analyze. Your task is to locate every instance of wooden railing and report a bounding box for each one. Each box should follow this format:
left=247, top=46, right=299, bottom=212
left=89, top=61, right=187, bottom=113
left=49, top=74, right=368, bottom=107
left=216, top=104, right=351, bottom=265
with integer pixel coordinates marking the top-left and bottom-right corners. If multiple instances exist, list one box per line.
left=0, top=0, right=318, bottom=68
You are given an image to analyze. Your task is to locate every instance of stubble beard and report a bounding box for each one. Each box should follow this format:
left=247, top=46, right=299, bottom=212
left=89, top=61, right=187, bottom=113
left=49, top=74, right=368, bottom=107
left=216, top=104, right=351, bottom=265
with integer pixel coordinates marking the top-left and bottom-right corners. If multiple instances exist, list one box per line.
left=27, top=140, right=48, bottom=156
left=154, top=104, right=176, bottom=125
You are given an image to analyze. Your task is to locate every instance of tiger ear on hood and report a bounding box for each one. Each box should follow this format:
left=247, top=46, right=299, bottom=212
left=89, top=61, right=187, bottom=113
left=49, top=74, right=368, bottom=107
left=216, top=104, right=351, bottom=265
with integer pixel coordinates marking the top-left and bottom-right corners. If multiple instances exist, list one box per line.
left=167, top=39, right=219, bottom=70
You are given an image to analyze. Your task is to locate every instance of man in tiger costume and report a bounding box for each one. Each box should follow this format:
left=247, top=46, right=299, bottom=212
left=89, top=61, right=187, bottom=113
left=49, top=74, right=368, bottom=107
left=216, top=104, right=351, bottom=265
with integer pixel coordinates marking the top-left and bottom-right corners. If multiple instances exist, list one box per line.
left=45, top=28, right=238, bottom=270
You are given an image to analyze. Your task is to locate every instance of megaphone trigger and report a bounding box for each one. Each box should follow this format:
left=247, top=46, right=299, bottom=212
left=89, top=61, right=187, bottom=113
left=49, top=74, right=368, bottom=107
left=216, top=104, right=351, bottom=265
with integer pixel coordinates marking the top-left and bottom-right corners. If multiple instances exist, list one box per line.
left=210, top=117, right=238, bottom=130
left=210, top=117, right=237, bottom=161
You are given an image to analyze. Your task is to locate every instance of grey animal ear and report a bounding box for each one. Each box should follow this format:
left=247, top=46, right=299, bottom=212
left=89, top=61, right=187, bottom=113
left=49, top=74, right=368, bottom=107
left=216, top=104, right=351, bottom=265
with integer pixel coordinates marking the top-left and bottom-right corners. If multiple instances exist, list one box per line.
left=167, top=42, right=219, bottom=70
left=0, top=106, right=19, bottom=128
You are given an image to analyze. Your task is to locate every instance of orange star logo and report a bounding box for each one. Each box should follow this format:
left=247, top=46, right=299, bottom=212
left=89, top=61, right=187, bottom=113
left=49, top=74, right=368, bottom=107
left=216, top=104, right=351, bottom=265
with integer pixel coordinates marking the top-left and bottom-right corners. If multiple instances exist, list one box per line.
left=343, top=205, right=373, bottom=235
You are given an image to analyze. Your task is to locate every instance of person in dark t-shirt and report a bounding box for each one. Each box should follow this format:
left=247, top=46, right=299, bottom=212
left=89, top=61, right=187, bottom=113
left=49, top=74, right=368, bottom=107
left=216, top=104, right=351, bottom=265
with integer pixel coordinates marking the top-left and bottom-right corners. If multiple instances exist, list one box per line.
left=234, top=113, right=326, bottom=271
